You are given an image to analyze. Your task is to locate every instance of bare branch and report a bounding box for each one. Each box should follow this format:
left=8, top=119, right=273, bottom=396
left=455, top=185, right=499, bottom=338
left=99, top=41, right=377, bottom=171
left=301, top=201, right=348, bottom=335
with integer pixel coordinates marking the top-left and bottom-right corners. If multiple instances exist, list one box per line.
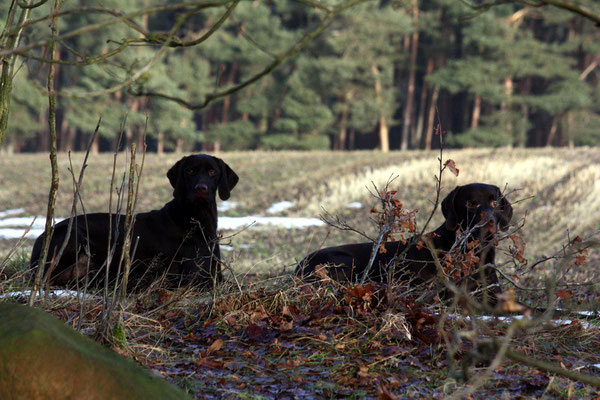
left=129, top=0, right=371, bottom=110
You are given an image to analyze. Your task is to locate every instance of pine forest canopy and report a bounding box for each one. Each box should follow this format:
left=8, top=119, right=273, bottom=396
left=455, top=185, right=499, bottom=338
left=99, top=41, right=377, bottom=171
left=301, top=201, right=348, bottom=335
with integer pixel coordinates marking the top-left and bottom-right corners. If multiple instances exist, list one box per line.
left=0, top=0, right=599, bottom=153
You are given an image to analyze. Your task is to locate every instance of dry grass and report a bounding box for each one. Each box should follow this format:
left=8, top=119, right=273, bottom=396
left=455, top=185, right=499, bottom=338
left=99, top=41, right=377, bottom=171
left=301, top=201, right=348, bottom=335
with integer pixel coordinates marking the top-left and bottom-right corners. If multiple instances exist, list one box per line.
left=1, top=148, right=599, bottom=277
left=1, top=147, right=600, bottom=399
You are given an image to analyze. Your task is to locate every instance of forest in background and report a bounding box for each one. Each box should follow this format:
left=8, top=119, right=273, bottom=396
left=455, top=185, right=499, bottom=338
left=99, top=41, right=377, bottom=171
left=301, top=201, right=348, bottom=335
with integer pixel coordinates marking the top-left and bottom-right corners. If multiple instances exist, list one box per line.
left=1, top=0, right=599, bottom=153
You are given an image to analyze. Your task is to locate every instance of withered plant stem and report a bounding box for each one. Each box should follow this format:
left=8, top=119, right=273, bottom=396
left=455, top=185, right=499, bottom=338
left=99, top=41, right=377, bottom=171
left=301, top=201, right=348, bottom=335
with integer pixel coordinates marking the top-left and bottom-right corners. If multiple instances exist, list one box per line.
left=28, top=0, right=62, bottom=306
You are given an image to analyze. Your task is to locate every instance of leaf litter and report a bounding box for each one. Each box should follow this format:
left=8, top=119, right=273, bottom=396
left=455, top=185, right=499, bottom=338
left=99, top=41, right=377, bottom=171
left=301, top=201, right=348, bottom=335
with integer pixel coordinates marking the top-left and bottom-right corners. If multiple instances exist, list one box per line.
left=42, top=275, right=593, bottom=399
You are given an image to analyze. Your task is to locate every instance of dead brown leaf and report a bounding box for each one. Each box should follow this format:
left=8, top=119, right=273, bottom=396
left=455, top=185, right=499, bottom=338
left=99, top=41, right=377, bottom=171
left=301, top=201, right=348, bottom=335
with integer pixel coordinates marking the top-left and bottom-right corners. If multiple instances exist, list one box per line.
left=496, top=288, right=525, bottom=312
left=207, top=338, right=224, bottom=354
left=509, top=234, right=527, bottom=265
left=377, top=382, right=398, bottom=400
left=444, top=159, right=459, bottom=176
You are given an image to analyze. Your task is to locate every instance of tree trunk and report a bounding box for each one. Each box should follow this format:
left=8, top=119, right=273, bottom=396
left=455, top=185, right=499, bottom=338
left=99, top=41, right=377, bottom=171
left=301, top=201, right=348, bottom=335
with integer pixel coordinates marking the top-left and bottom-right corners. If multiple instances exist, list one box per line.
left=517, top=77, right=530, bottom=147
left=566, top=112, right=574, bottom=148
left=415, top=58, right=433, bottom=149
left=63, top=126, right=74, bottom=152
left=221, top=63, right=238, bottom=124
left=335, top=92, right=352, bottom=150
left=471, top=93, right=481, bottom=130
left=372, top=64, right=389, bottom=152
left=38, top=111, right=49, bottom=152
left=424, top=85, right=440, bottom=150
left=127, top=98, right=140, bottom=147
left=90, top=135, right=99, bottom=154
left=157, top=132, right=164, bottom=155
left=501, top=77, right=513, bottom=140
left=403, top=0, right=419, bottom=150
left=175, top=138, right=184, bottom=153
left=546, top=118, right=558, bottom=147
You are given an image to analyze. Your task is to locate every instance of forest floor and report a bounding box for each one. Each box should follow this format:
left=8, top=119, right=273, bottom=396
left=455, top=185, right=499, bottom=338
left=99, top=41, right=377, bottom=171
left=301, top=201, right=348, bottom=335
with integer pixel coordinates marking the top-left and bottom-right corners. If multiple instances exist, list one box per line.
left=1, top=148, right=600, bottom=398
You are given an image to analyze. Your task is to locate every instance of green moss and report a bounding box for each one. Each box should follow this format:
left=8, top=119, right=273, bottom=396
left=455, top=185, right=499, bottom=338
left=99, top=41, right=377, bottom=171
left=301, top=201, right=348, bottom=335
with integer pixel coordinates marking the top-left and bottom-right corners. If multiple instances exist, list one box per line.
left=0, top=302, right=190, bottom=400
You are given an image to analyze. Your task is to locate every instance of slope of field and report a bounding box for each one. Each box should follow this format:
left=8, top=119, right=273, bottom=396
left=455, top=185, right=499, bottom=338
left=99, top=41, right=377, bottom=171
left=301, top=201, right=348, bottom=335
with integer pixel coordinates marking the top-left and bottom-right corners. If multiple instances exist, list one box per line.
left=0, top=148, right=598, bottom=277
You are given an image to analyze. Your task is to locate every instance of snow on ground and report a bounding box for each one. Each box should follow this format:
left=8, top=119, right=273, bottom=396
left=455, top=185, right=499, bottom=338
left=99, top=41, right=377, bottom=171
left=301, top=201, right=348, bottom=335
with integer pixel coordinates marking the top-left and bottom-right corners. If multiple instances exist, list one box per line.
left=0, top=228, right=45, bottom=240
left=0, top=208, right=25, bottom=218
left=0, top=214, right=65, bottom=240
left=0, top=289, right=99, bottom=300
left=219, top=216, right=323, bottom=230
left=346, top=202, right=363, bottom=209
left=217, top=201, right=238, bottom=212
left=0, top=206, right=323, bottom=240
left=267, top=201, right=295, bottom=214
left=0, top=217, right=51, bottom=229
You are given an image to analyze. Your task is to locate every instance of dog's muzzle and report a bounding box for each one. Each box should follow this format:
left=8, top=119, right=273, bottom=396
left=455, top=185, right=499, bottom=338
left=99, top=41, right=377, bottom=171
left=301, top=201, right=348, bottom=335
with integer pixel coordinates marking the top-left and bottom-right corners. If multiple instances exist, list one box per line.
left=193, top=183, right=210, bottom=199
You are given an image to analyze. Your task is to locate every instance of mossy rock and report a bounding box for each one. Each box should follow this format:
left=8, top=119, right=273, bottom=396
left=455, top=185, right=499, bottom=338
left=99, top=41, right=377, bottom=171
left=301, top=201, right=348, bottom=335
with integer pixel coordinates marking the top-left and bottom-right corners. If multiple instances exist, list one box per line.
left=0, top=302, right=190, bottom=400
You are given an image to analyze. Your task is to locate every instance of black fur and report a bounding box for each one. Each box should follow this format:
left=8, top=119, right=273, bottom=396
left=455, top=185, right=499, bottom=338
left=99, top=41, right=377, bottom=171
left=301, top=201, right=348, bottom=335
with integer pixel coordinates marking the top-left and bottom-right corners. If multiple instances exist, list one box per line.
left=30, top=154, right=238, bottom=290
left=296, top=183, right=512, bottom=303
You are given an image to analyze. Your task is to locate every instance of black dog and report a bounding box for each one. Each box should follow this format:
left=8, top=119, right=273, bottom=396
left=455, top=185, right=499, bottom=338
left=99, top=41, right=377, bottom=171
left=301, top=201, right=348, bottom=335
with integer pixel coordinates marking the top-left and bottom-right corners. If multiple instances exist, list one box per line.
left=296, top=183, right=512, bottom=303
left=30, top=154, right=238, bottom=290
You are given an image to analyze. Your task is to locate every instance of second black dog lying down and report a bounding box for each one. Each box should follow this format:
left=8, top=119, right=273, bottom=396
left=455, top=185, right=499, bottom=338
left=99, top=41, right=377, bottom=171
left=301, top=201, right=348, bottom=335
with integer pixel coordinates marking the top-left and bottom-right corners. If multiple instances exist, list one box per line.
left=30, top=154, right=238, bottom=290
left=296, top=183, right=513, bottom=303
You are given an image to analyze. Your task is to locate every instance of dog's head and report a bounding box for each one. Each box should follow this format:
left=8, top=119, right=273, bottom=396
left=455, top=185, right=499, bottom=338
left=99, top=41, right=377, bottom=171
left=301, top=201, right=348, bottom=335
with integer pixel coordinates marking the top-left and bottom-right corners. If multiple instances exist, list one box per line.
left=441, top=183, right=512, bottom=236
left=167, top=154, right=239, bottom=203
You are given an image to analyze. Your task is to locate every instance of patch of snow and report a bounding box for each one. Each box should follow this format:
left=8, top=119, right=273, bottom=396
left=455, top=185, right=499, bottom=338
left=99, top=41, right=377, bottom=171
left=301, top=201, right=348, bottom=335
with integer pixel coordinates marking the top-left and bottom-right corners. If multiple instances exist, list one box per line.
left=267, top=201, right=295, bottom=214
left=0, top=208, right=25, bottom=218
left=346, top=202, right=363, bottom=209
left=0, top=216, right=65, bottom=240
left=469, top=314, right=592, bottom=330
left=220, top=244, right=255, bottom=252
left=0, top=217, right=60, bottom=229
left=0, top=228, right=44, bottom=240
left=218, top=201, right=238, bottom=212
left=0, top=210, right=325, bottom=241
left=219, top=216, right=323, bottom=231
left=557, top=308, right=597, bottom=317
left=0, top=289, right=99, bottom=300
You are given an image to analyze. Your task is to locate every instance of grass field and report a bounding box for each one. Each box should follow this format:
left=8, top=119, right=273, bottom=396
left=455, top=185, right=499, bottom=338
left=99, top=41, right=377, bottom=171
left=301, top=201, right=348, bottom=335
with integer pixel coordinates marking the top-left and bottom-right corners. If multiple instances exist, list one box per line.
left=1, top=148, right=600, bottom=398
left=1, top=148, right=598, bottom=278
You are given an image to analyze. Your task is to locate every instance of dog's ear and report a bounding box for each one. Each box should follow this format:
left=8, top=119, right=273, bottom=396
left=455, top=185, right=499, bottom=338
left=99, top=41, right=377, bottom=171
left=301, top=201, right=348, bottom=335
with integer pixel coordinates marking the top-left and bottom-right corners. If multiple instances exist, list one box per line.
left=213, top=156, right=239, bottom=200
left=497, top=190, right=513, bottom=231
left=167, top=156, right=187, bottom=198
left=441, top=185, right=461, bottom=231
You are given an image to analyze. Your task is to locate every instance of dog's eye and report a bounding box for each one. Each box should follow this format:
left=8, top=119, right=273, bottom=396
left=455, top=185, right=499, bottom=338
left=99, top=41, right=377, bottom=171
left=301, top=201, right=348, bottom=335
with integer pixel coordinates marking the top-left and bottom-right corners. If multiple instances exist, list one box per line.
left=490, top=200, right=499, bottom=208
left=208, top=169, right=217, bottom=177
left=466, top=200, right=478, bottom=209
left=185, top=168, right=195, bottom=175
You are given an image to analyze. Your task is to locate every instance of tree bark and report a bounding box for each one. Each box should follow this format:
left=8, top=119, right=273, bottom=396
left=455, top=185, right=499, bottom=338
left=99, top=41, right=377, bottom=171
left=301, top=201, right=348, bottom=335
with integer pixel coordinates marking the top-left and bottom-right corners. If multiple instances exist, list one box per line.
left=157, top=131, right=164, bottom=155
left=501, top=77, right=513, bottom=140
left=372, top=64, right=389, bottom=152
left=471, top=93, right=481, bottom=130
left=415, top=58, right=433, bottom=149
left=90, top=134, right=99, bottom=154
left=424, top=85, right=440, bottom=150
left=0, top=2, right=33, bottom=148
left=403, top=0, right=419, bottom=150
left=517, top=77, right=530, bottom=147
left=546, top=118, right=558, bottom=147
left=176, top=138, right=184, bottom=153
left=335, top=92, right=352, bottom=150
left=30, top=0, right=62, bottom=305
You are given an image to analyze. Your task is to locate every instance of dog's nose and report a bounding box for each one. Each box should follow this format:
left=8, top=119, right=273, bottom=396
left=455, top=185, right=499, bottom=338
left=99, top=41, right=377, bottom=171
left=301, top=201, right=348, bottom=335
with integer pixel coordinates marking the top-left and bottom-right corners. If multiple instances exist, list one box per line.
left=482, top=211, right=497, bottom=233
left=195, top=183, right=209, bottom=193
